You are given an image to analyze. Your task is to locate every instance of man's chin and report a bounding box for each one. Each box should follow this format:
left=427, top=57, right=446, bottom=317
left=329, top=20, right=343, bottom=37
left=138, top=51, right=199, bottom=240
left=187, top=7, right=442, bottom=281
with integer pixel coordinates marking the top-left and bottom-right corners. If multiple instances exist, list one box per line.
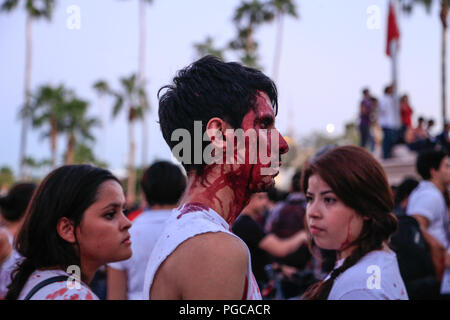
left=250, top=175, right=275, bottom=193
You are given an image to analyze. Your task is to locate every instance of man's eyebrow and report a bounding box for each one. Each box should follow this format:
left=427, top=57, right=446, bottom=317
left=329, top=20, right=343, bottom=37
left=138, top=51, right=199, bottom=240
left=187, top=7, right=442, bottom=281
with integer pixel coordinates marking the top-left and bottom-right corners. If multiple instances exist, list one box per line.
left=258, top=114, right=275, bottom=124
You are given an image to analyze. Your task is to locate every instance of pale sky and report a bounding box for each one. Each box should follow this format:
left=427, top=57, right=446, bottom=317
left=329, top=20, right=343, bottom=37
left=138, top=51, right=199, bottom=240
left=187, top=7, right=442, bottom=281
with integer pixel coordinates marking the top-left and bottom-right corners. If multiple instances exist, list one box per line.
left=0, top=0, right=445, bottom=176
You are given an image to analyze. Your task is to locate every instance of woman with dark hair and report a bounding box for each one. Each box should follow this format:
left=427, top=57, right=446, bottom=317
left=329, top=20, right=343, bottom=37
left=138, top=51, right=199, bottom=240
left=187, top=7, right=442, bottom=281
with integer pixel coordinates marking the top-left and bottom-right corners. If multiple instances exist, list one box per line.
left=5, top=165, right=132, bottom=300
left=301, top=145, right=407, bottom=300
left=0, top=182, right=37, bottom=299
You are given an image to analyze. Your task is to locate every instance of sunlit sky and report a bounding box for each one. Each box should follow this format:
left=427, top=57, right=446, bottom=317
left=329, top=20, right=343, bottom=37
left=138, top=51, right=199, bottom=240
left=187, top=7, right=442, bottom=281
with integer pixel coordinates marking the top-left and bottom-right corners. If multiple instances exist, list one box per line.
left=0, top=0, right=445, bottom=175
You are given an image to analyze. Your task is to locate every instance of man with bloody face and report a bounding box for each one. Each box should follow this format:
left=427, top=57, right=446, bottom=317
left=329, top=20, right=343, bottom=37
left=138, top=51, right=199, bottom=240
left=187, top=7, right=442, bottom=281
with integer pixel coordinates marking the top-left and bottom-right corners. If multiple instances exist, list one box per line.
left=142, top=56, right=289, bottom=299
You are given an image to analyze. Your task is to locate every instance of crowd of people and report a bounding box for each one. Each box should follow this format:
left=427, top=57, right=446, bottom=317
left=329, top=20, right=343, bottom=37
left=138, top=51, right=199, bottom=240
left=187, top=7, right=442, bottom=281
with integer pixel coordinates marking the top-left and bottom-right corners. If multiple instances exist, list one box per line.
left=0, top=56, right=449, bottom=300
left=358, top=86, right=450, bottom=158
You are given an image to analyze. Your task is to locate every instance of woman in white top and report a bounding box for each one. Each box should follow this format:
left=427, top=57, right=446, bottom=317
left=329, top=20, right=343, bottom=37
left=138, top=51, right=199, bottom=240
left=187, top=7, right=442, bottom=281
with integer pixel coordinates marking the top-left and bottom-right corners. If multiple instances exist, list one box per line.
left=5, top=165, right=132, bottom=300
left=301, top=145, right=408, bottom=300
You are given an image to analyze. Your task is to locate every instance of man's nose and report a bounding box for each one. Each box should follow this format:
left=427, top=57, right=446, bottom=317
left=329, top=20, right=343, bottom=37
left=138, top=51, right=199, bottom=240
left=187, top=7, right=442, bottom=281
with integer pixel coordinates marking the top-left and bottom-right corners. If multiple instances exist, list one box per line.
left=280, top=135, right=289, bottom=155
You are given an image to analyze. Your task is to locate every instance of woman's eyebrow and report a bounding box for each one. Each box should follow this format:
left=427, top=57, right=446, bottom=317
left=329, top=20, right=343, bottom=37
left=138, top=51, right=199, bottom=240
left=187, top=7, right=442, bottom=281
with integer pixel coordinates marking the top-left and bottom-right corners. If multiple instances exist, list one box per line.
left=101, top=203, right=122, bottom=210
left=307, top=190, right=334, bottom=196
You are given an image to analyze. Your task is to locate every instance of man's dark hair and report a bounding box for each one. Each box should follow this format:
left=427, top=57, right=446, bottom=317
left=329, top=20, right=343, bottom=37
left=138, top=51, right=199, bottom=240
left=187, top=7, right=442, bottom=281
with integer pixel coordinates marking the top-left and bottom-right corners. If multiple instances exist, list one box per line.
left=158, top=55, right=278, bottom=175
left=384, top=85, right=391, bottom=94
left=416, top=150, right=447, bottom=180
left=394, top=177, right=419, bottom=206
left=141, top=161, right=186, bottom=206
left=291, top=170, right=302, bottom=193
left=362, top=88, right=369, bottom=95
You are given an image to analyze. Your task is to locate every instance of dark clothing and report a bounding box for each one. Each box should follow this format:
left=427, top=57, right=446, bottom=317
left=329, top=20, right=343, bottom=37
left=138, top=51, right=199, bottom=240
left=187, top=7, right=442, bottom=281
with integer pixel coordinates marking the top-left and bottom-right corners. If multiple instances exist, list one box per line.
left=382, top=127, right=399, bottom=159
left=266, top=193, right=311, bottom=270
left=232, top=215, right=272, bottom=287
left=391, top=206, right=441, bottom=300
left=436, top=131, right=450, bottom=153
left=360, top=97, right=373, bottom=127
left=359, top=97, right=374, bottom=150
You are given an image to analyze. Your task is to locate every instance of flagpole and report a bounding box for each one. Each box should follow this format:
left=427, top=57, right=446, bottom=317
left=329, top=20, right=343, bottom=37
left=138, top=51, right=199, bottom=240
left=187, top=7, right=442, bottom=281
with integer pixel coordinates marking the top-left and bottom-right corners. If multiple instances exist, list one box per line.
left=388, top=0, right=400, bottom=128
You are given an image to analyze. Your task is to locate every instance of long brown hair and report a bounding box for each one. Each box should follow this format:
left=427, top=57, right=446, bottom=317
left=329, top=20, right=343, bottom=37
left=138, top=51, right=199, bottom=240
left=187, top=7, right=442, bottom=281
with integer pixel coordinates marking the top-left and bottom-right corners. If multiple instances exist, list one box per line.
left=300, top=145, right=397, bottom=300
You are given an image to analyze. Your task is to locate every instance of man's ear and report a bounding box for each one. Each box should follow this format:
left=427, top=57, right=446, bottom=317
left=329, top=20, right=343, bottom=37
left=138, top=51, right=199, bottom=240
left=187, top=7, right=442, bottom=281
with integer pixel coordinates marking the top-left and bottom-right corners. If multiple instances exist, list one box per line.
left=206, top=117, right=229, bottom=148
left=57, top=217, right=76, bottom=244
left=429, top=168, right=437, bottom=180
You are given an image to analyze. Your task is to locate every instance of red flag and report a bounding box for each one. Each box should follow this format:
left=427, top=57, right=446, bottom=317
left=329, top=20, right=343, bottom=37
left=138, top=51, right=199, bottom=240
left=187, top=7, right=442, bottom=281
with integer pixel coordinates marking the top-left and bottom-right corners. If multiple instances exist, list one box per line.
left=386, top=1, right=400, bottom=57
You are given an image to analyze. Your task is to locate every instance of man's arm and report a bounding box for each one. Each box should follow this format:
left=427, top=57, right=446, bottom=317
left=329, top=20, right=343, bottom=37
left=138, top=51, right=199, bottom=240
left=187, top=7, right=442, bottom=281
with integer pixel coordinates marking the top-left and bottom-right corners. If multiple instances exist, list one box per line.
left=412, top=214, right=446, bottom=279
left=106, top=266, right=128, bottom=300
left=0, top=230, right=12, bottom=266
left=151, top=232, right=249, bottom=300
left=259, top=230, right=308, bottom=258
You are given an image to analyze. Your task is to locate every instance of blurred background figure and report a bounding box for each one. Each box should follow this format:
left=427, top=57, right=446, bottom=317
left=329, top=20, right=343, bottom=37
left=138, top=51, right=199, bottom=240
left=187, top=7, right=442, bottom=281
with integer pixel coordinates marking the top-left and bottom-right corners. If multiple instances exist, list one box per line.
left=405, top=116, right=435, bottom=153
left=399, top=94, right=413, bottom=144
left=426, top=119, right=436, bottom=138
left=0, top=182, right=36, bottom=299
left=107, top=161, right=186, bottom=300
left=436, top=122, right=450, bottom=154
left=359, top=88, right=374, bottom=151
left=406, top=150, right=450, bottom=284
left=264, top=170, right=315, bottom=298
left=232, top=191, right=308, bottom=296
left=378, top=84, right=401, bottom=159
left=390, top=177, right=441, bottom=300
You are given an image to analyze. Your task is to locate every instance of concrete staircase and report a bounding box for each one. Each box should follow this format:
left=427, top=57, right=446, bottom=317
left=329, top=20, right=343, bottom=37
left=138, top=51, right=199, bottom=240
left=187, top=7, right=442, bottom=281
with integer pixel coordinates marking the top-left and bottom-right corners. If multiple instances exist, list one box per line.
left=375, top=145, right=421, bottom=186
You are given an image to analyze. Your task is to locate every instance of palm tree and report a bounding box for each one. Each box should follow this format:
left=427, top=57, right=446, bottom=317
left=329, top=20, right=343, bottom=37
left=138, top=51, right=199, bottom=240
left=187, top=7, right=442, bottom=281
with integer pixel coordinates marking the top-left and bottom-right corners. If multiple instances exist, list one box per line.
left=194, top=36, right=226, bottom=60
left=27, top=84, right=68, bottom=168
left=94, top=74, right=149, bottom=204
left=230, top=0, right=275, bottom=67
left=73, top=143, right=108, bottom=168
left=61, top=97, right=99, bottom=165
left=138, top=0, right=153, bottom=169
left=266, top=0, right=298, bottom=81
left=401, top=0, right=450, bottom=128
left=1, top=0, right=56, bottom=179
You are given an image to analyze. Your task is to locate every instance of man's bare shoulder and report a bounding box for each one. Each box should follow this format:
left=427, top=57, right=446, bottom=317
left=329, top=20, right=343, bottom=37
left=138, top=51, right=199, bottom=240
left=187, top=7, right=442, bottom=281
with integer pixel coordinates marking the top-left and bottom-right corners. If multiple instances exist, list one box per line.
left=152, top=231, right=249, bottom=299
left=170, top=231, right=249, bottom=274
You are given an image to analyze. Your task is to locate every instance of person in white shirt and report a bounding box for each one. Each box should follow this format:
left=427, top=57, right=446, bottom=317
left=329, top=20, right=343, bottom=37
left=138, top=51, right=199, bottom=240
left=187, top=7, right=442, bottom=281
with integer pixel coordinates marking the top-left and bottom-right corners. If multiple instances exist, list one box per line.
left=378, top=85, right=401, bottom=159
left=301, top=145, right=407, bottom=300
left=406, top=150, right=450, bottom=280
left=5, top=165, right=132, bottom=300
left=107, top=161, right=186, bottom=300
left=0, top=182, right=36, bottom=299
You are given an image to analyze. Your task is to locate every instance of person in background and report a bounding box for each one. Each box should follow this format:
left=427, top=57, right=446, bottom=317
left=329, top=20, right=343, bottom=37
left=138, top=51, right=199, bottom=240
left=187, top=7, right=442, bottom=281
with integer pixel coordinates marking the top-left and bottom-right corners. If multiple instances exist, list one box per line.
left=107, top=161, right=186, bottom=300
left=301, top=145, right=407, bottom=300
left=5, top=165, right=132, bottom=300
left=399, top=94, right=413, bottom=144
left=390, top=177, right=441, bottom=300
left=0, top=182, right=36, bottom=299
left=378, top=85, right=401, bottom=159
left=436, top=122, right=450, bottom=154
left=406, top=150, right=450, bottom=282
left=405, top=117, right=435, bottom=153
left=359, top=88, right=374, bottom=150
left=232, top=192, right=308, bottom=290
left=427, top=119, right=436, bottom=139
left=264, top=170, right=315, bottom=298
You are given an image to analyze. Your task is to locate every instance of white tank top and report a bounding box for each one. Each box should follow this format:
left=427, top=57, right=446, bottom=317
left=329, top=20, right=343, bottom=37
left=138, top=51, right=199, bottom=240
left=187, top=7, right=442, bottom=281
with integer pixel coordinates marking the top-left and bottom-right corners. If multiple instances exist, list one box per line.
left=142, top=203, right=261, bottom=300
